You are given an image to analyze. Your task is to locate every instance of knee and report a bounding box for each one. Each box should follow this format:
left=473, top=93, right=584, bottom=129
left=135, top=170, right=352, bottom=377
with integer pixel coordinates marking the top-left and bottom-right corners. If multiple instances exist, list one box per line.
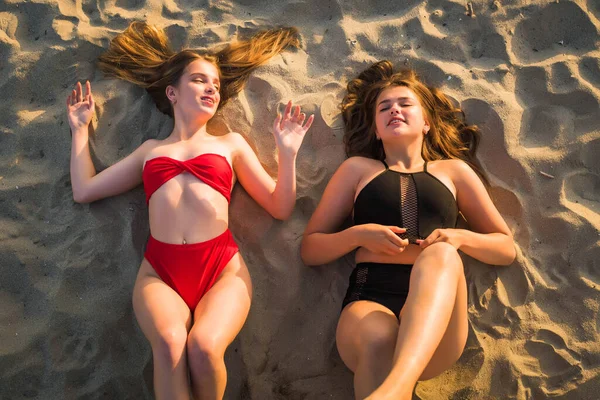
left=358, top=325, right=397, bottom=362
left=418, top=242, right=463, bottom=273
left=187, top=332, right=225, bottom=372
left=152, top=327, right=188, bottom=367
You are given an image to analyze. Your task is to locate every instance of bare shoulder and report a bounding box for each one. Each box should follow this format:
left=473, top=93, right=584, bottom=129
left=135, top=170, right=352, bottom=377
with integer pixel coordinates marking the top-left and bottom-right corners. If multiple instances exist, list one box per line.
left=141, top=138, right=161, bottom=150
left=428, top=159, right=474, bottom=177
left=220, top=131, right=247, bottom=147
left=342, top=156, right=383, bottom=174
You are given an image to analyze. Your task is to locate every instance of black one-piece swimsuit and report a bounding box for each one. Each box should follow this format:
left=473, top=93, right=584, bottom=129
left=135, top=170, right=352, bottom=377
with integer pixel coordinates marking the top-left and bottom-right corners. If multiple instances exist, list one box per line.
left=342, top=160, right=459, bottom=318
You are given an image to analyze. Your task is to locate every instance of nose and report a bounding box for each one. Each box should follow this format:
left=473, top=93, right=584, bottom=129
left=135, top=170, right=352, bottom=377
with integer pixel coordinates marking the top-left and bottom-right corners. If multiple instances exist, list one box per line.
left=205, top=85, right=215, bottom=94
left=389, top=106, right=400, bottom=115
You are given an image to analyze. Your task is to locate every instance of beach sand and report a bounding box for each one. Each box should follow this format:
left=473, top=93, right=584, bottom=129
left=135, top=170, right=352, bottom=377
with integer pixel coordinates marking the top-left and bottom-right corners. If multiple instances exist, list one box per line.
left=1, top=0, right=599, bottom=398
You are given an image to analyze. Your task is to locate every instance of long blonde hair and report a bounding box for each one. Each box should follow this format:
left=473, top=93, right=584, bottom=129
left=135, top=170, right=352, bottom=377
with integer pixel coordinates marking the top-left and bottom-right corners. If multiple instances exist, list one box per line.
left=98, top=22, right=300, bottom=117
left=342, top=60, right=490, bottom=186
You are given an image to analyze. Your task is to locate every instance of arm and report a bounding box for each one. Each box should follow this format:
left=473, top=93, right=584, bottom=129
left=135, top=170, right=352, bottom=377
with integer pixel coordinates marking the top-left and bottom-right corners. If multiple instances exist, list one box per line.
left=418, top=160, right=516, bottom=265
left=68, top=81, right=155, bottom=203
left=300, top=158, right=407, bottom=266
left=232, top=101, right=313, bottom=220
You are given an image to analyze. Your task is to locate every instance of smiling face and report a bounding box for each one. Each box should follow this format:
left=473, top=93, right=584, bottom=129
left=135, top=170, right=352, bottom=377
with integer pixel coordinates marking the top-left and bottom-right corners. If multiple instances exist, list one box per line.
left=373, top=85, right=430, bottom=143
left=166, top=58, right=221, bottom=121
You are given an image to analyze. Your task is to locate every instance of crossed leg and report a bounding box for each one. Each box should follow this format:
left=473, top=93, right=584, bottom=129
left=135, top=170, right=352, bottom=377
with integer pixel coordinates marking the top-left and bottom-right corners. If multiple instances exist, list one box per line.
left=337, top=242, right=469, bottom=400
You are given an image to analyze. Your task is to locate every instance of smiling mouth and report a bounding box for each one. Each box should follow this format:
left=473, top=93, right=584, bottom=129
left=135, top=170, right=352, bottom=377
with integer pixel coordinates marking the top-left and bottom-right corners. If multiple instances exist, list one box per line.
left=387, top=119, right=405, bottom=126
left=201, top=97, right=215, bottom=105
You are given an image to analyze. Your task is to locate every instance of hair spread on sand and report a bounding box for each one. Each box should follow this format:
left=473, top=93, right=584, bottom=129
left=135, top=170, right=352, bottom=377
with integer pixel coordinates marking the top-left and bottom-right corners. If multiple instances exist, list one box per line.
left=98, top=22, right=300, bottom=117
left=342, top=60, right=490, bottom=187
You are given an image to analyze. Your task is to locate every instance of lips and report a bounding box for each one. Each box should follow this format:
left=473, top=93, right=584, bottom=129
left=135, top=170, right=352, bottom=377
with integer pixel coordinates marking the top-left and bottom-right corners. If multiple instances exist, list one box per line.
left=387, top=117, right=405, bottom=126
left=201, top=96, right=215, bottom=106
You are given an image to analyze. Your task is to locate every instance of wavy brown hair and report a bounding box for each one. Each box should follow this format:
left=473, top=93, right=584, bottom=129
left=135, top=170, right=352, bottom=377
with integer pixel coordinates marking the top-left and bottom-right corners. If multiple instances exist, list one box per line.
left=342, top=60, right=489, bottom=186
left=98, top=22, right=300, bottom=117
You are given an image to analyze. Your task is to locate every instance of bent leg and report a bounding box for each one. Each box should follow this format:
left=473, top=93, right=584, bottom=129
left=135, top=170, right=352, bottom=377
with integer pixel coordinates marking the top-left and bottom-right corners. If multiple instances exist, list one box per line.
left=133, top=259, right=193, bottom=400
left=419, top=266, right=468, bottom=380
left=336, top=301, right=399, bottom=400
left=187, top=253, right=252, bottom=400
left=367, top=242, right=467, bottom=400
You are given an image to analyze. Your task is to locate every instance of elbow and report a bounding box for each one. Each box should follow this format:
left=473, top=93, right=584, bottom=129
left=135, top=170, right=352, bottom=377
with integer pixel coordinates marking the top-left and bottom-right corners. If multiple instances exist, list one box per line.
left=271, top=209, right=292, bottom=221
left=498, top=237, right=517, bottom=266
left=300, top=238, right=319, bottom=267
left=72, top=191, right=88, bottom=204
left=269, top=202, right=294, bottom=221
left=505, top=242, right=517, bottom=266
left=72, top=188, right=92, bottom=204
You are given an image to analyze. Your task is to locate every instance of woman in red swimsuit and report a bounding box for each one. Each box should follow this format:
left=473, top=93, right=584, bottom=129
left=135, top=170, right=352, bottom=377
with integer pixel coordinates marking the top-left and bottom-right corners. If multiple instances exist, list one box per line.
left=66, top=23, right=312, bottom=400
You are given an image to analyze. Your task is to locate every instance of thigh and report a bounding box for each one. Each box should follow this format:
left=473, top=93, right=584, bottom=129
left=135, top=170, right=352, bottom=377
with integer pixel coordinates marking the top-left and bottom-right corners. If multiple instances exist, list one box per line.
left=336, top=300, right=399, bottom=372
left=133, top=259, right=192, bottom=344
left=418, top=265, right=469, bottom=380
left=189, top=253, right=253, bottom=348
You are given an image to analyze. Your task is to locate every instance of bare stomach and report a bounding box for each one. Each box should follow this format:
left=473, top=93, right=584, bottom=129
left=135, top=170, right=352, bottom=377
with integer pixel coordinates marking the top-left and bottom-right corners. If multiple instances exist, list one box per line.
left=147, top=183, right=230, bottom=244
left=355, top=244, right=423, bottom=265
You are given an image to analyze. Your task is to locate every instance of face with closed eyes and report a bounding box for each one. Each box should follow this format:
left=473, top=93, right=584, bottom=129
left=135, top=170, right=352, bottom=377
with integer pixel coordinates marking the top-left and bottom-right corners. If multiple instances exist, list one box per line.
left=166, top=58, right=221, bottom=120
left=373, top=85, right=430, bottom=143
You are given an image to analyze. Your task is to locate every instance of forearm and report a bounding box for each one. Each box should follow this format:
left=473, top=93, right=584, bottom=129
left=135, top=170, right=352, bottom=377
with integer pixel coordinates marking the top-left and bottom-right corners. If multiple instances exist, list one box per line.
left=458, top=230, right=516, bottom=265
left=269, top=151, right=297, bottom=220
left=70, top=129, right=97, bottom=203
left=301, top=226, right=361, bottom=266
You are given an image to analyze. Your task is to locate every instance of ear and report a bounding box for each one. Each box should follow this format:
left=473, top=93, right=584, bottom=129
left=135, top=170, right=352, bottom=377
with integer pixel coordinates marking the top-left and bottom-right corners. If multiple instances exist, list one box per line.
left=423, top=120, right=430, bottom=134
left=166, top=85, right=176, bottom=103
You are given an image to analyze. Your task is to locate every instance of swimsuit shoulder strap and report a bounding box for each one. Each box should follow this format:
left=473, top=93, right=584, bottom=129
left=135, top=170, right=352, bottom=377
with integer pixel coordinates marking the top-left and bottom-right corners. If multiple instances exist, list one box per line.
left=424, top=161, right=428, bottom=172
left=382, top=159, right=389, bottom=169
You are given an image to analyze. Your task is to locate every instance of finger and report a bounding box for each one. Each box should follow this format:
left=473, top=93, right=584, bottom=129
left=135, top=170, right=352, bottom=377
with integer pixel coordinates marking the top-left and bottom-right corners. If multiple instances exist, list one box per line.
left=303, top=114, right=314, bottom=131
left=71, top=89, right=77, bottom=105
left=387, top=234, right=405, bottom=247
left=292, top=105, right=301, bottom=119
left=385, top=242, right=405, bottom=254
left=85, top=80, right=92, bottom=98
left=388, top=226, right=407, bottom=234
left=273, top=112, right=282, bottom=132
left=76, top=82, right=83, bottom=103
left=89, top=90, right=95, bottom=111
left=297, top=113, right=306, bottom=125
left=283, top=101, right=292, bottom=119
left=419, top=231, right=439, bottom=249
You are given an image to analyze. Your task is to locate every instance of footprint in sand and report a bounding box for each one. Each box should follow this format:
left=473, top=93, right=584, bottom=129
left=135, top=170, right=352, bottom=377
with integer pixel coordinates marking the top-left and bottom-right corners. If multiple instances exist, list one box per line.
left=512, top=2, right=596, bottom=62
left=523, top=332, right=583, bottom=391
left=516, top=65, right=599, bottom=149
left=561, top=171, right=600, bottom=227
left=48, top=316, right=98, bottom=372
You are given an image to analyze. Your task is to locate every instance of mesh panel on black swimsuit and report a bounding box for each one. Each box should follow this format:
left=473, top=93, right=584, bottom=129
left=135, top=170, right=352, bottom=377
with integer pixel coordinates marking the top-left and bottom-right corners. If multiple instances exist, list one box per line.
left=346, top=266, right=368, bottom=303
left=399, top=174, right=420, bottom=243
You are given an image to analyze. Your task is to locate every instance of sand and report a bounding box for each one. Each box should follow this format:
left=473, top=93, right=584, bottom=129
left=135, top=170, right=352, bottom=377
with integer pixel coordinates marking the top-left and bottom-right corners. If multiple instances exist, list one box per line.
left=1, top=0, right=599, bottom=399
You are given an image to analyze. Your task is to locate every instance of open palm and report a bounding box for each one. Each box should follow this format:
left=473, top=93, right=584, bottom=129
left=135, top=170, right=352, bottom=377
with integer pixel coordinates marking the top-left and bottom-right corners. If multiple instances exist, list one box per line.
left=67, top=81, right=95, bottom=131
left=272, top=101, right=314, bottom=156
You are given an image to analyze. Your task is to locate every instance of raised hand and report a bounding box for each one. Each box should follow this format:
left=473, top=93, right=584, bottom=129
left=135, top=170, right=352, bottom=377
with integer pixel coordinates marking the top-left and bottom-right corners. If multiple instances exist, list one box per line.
left=66, top=81, right=95, bottom=132
left=272, top=100, right=314, bottom=156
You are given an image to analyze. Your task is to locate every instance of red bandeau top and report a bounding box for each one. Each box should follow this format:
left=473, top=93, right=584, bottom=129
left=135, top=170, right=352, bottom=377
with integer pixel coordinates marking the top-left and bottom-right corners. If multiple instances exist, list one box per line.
left=142, top=153, right=233, bottom=204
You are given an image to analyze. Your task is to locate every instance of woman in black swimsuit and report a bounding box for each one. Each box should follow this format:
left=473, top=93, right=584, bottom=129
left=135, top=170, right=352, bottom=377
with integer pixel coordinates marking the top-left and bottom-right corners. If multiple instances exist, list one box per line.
left=300, top=61, right=516, bottom=400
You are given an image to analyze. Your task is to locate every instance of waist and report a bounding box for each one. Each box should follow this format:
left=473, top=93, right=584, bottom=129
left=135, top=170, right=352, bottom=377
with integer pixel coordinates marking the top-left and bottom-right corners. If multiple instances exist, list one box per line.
left=147, top=228, right=234, bottom=248
left=148, top=204, right=229, bottom=244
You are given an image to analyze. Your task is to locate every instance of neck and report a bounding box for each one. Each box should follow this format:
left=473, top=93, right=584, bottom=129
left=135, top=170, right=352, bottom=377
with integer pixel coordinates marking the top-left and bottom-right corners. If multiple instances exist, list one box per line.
left=169, top=110, right=211, bottom=141
left=382, top=138, right=425, bottom=170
